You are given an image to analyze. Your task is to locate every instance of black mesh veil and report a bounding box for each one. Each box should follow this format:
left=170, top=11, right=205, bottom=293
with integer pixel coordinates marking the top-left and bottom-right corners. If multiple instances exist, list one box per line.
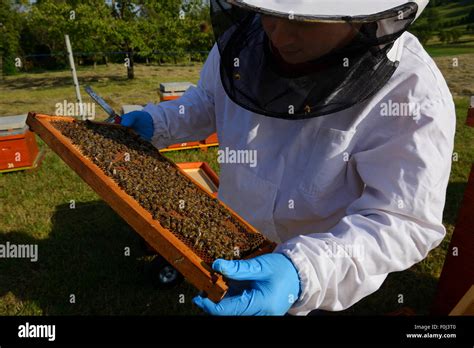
left=210, top=0, right=419, bottom=119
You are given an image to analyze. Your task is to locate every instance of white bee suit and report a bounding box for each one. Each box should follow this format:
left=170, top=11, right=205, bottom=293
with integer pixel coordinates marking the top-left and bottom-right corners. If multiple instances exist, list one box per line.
left=143, top=32, right=455, bottom=315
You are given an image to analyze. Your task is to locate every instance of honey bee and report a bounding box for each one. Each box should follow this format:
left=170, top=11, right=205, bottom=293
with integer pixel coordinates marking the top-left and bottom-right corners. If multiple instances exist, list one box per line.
left=51, top=119, right=266, bottom=262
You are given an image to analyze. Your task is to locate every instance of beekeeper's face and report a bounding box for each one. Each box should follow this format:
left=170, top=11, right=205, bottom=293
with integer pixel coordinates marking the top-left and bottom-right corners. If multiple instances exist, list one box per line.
left=261, top=15, right=359, bottom=64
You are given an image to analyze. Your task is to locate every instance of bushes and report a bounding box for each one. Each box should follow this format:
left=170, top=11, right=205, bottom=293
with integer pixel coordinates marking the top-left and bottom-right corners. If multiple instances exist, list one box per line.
left=410, top=25, right=434, bottom=45
left=0, top=0, right=22, bottom=76
left=438, top=29, right=463, bottom=44
left=2, top=0, right=214, bottom=77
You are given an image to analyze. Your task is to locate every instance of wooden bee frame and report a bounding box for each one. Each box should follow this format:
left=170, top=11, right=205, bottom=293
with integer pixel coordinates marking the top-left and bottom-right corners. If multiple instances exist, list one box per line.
left=26, top=113, right=276, bottom=302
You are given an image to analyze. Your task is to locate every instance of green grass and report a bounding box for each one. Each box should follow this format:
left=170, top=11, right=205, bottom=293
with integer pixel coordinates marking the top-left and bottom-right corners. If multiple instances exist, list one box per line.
left=0, top=63, right=209, bottom=315
left=0, top=145, right=212, bottom=315
left=0, top=63, right=203, bottom=117
left=425, top=44, right=474, bottom=57
left=0, top=56, right=473, bottom=315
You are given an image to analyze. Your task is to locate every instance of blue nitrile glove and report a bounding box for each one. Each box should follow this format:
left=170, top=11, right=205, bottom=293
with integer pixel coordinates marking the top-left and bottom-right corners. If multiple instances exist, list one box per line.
left=193, top=253, right=301, bottom=316
left=120, top=111, right=154, bottom=141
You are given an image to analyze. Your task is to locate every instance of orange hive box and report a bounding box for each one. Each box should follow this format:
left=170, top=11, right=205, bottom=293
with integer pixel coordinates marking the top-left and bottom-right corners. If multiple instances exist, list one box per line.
left=0, top=115, right=42, bottom=173
left=467, top=97, right=474, bottom=127
left=26, top=113, right=276, bottom=302
left=467, top=107, right=474, bottom=127
left=158, top=82, right=219, bottom=151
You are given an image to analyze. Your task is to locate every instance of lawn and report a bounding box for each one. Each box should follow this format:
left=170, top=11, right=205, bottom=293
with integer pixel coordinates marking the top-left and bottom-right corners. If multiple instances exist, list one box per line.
left=425, top=43, right=474, bottom=57
left=0, top=52, right=473, bottom=315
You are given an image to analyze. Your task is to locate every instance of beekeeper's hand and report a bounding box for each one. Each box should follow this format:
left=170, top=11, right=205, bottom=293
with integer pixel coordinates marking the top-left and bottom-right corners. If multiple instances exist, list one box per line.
left=193, top=253, right=300, bottom=316
left=121, top=111, right=154, bottom=141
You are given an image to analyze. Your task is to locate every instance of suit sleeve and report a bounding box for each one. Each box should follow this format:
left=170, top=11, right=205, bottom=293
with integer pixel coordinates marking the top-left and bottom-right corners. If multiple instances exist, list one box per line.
left=143, top=44, right=219, bottom=149
left=275, top=96, right=456, bottom=315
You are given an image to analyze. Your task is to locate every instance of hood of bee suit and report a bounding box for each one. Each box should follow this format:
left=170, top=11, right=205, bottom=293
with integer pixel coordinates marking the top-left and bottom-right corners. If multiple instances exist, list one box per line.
left=210, top=0, right=429, bottom=119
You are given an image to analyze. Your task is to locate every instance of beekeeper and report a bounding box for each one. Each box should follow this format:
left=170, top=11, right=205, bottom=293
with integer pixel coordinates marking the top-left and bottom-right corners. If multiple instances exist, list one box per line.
left=122, top=0, right=456, bottom=316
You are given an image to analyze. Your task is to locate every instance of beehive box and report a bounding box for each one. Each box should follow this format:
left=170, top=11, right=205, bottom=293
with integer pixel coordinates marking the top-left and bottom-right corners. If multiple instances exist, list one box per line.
left=26, top=113, right=276, bottom=302
left=467, top=107, right=474, bottom=127
left=158, top=82, right=219, bottom=150
left=467, top=96, right=474, bottom=127
left=0, top=115, right=42, bottom=173
left=159, top=82, right=195, bottom=101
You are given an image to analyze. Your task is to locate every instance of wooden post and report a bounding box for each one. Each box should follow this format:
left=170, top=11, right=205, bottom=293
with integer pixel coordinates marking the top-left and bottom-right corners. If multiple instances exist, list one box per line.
left=126, top=52, right=134, bottom=80
left=65, top=34, right=84, bottom=119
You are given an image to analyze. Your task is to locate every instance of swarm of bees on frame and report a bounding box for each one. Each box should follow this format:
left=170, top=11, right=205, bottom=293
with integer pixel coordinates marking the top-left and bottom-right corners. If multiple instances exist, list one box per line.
left=52, top=120, right=265, bottom=262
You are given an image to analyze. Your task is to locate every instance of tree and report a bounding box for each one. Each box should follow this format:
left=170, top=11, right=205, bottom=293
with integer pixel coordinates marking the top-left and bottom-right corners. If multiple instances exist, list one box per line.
left=24, top=0, right=134, bottom=76
left=425, top=8, right=441, bottom=31
left=28, top=1, right=71, bottom=52
left=109, top=0, right=145, bottom=79
left=0, top=0, right=24, bottom=75
left=438, top=30, right=449, bottom=44
left=138, top=0, right=213, bottom=65
left=411, top=24, right=433, bottom=45
left=4, top=0, right=215, bottom=75
left=466, top=8, right=474, bottom=24
left=439, top=28, right=463, bottom=44
left=449, top=28, right=462, bottom=43
left=67, top=1, right=115, bottom=69
left=467, top=23, right=474, bottom=34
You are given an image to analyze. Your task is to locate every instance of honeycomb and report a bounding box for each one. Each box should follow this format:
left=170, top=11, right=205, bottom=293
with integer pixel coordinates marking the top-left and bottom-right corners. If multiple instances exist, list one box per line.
left=51, top=120, right=266, bottom=263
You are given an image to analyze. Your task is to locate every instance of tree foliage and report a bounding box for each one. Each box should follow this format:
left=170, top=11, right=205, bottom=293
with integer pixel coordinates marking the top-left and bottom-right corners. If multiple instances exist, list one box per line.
left=0, top=0, right=25, bottom=75
left=410, top=24, right=433, bottom=45
left=3, top=0, right=214, bottom=78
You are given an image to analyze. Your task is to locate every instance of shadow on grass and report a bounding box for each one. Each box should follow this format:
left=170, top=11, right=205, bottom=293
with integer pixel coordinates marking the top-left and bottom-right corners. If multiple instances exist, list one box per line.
left=443, top=181, right=468, bottom=226
left=328, top=270, right=440, bottom=316
left=0, top=180, right=461, bottom=316
left=0, top=202, right=199, bottom=315
left=2, top=75, right=128, bottom=90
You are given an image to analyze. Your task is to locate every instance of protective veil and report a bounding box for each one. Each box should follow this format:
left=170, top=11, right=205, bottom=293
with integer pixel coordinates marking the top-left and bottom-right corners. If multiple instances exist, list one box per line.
left=211, top=0, right=428, bottom=119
